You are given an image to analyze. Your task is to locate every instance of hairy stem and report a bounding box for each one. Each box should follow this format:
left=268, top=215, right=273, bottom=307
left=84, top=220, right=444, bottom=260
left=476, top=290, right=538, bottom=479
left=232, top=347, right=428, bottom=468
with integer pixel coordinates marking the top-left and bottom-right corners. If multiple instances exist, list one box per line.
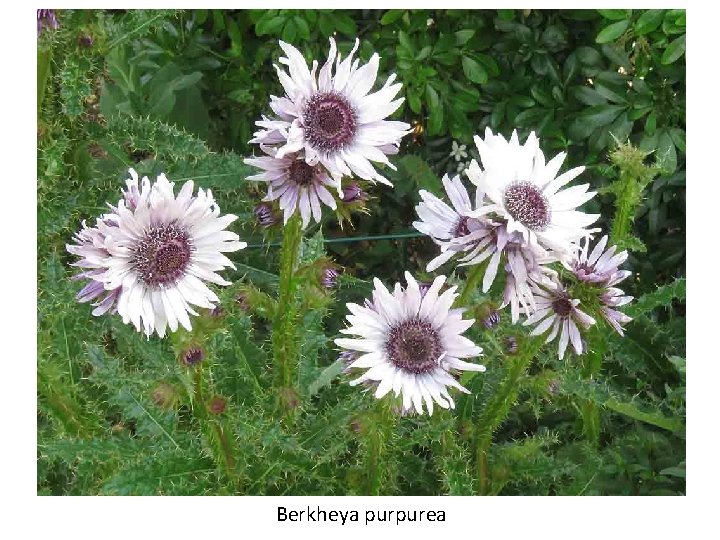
left=457, top=263, right=486, bottom=307
left=474, top=336, right=542, bottom=495
left=363, top=400, right=396, bottom=495
left=192, top=367, right=239, bottom=486
left=272, top=214, right=303, bottom=398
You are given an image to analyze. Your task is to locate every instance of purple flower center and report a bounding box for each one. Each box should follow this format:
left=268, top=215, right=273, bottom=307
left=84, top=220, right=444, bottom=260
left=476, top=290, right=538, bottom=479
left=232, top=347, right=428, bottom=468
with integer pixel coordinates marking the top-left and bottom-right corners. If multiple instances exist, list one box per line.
left=386, top=317, right=442, bottom=374
left=503, top=181, right=551, bottom=230
left=551, top=294, right=573, bottom=317
left=132, top=224, right=192, bottom=288
left=288, top=160, right=316, bottom=186
left=303, top=92, right=357, bottom=153
left=454, top=216, right=472, bottom=237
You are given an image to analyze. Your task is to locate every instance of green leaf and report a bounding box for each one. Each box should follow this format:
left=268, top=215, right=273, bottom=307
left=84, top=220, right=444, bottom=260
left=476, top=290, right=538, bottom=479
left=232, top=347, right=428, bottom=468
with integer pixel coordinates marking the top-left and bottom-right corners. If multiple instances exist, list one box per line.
left=307, top=359, right=344, bottom=396
left=626, top=278, right=686, bottom=318
left=255, top=15, right=285, bottom=36
left=597, top=9, right=631, bottom=20
left=576, top=46, right=602, bottom=65
left=425, top=84, right=440, bottom=110
left=455, top=29, right=475, bottom=46
left=596, top=20, right=630, bottom=44
left=462, top=56, right=488, bottom=84
left=294, top=16, right=310, bottom=40
left=656, top=130, right=677, bottom=174
left=661, top=34, right=686, bottom=65
left=380, top=9, right=404, bottom=25
left=635, top=10, right=665, bottom=35
left=574, top=86, right=608, bottom=106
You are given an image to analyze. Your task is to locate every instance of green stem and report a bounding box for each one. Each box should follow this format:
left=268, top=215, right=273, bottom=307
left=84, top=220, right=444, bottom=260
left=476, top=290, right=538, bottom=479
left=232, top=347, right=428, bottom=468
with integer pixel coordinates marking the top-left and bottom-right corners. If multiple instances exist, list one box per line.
left=474, top=336, right=543, bottom=495
left=456, top=263, right=486, bottom=307
left=364, top=400, right=395, bottom=495
left=272, top=214, right=303, bottom=395
left=192, top=367, right=238, bottom=485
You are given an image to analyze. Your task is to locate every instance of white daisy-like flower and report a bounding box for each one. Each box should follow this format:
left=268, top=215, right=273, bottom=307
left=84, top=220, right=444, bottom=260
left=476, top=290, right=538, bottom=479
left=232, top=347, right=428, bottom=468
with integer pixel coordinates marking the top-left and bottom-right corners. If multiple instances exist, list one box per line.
left=245, top=147, right=338, bottom=228
left=413, top=174, right=555, bottom=321
left=567, top=235, right=633, bottom=335
left=67, top=169, right=246, bottom=337
left=450, top=140, right=468, bottom=162
left=523, top=281, right=596, bottom=359
left=335, top=272, right=485, bottom=415
left=250, top=38, right=411, bottom=191
left=465, top=128, right=599, bottom=258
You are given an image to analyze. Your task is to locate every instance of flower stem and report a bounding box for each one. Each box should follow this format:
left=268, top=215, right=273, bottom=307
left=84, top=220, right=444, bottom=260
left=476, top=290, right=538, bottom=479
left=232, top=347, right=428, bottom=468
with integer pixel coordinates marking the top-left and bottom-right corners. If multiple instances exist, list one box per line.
left=192, top=366, right=239, bottom=486
left=363, top=400, right=396, bottom=495
left=457, top=263, right=486, bottom=307
left=272, top=214, right=303, bottom=398
left=474, top=336, right=543, bottom=495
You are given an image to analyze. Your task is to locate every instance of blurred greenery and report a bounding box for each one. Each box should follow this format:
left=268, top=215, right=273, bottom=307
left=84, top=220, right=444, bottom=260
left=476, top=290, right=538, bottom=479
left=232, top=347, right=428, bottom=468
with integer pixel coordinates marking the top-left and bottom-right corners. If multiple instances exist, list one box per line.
left=38, top=9, right=684, bottom=496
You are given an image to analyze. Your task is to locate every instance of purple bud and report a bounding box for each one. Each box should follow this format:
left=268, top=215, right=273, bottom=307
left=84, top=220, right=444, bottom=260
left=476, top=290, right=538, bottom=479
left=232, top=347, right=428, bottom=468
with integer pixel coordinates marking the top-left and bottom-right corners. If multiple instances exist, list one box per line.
left=321, top=267, right=340, bottom=289
left=254, top=203, right=279, bottom=229
left=208, top=395, right=227, bottom=415
left=151, top=382, right=179, bottom=410
left=547, top=379, right=560, bottom=395
left=417, top=281, right=432, bottom=297
left=504, top=336, right=519, bottom=355
left=210, top=305, right=225, bottom=318
left=79, top=35, right=94, bottom=48
left=37, top=9, right=59, bottom=37
left=236, top=292, right=250, bottom=312
left=341, top=182, right=368, bottom=203
left=482, top=310, right=500, bottom=329
left=182, top=346, right=204, bottom=366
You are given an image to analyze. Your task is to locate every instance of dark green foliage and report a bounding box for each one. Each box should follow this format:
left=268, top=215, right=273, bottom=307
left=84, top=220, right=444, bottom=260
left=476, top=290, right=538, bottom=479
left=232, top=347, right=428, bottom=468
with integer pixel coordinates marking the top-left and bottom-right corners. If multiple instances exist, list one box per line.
left=38, top=9, right=684, bottom=496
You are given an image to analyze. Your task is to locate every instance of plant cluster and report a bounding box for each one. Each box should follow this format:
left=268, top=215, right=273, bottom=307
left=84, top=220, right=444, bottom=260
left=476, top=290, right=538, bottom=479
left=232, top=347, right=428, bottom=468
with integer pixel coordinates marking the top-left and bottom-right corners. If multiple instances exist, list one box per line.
left=38, top=9, right=685, bottom=496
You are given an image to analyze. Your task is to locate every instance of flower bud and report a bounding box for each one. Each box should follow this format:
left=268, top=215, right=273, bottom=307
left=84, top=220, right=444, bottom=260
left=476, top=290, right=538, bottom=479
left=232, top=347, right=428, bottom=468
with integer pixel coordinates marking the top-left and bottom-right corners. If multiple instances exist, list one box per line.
left=208, top=395, right=227, bottom=415
left=151, top=382, right=179, bottom=410
left=182, top=346, right=204, bottom=366
left=321, top=266, right=340, bottom=289
left=254, top=203, right=279, bottom=229
left=504, top=336, right=519, bottom=355
left=341, top=182, right=368, bottom=203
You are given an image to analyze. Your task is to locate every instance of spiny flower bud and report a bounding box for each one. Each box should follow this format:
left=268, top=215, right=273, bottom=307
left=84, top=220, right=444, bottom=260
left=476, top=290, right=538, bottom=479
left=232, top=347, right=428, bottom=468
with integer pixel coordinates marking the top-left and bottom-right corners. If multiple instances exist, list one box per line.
left=208, top=395, right=227, bottom=415
left=151, top=382, right=179, bottom=410
left=236, top=292, right=250, bottom=312
left=321, top=266, right=340, bottom=289
left=476, top=302, right=500, bottom=329
left=504, top=336, right=519, bottom=355
left=182, top=346, right=204, bottom=366
left=254, top=203, right=279, bottom=229
left=278, top=387, right=300, bottom=411
left=341, top=181, right=368, bottom=203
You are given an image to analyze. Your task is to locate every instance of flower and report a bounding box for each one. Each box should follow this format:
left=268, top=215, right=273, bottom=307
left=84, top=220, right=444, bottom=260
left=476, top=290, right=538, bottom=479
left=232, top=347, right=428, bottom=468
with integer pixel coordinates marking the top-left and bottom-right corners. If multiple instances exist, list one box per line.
left=413, top=174, right=490, bottom=272
left=450, top=141, right=468, bottom=162
left=250, top=38, right=411, bottom=191
left=567, top=235, right=631, bottom=285
left=335, top=272, right=485, bottom=415
left=568, top=235, right=633, bottom=335
left=245, top=148, right=338, bottom=228
left=413, top=174, right=553, bottom=321
left=66, top=169, right=246, bottom=337
left=523, top=281, right=596, bottom=359
left=465, top=128, right=599, bottom=258
left=37, top=9, right=59, bottom=37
